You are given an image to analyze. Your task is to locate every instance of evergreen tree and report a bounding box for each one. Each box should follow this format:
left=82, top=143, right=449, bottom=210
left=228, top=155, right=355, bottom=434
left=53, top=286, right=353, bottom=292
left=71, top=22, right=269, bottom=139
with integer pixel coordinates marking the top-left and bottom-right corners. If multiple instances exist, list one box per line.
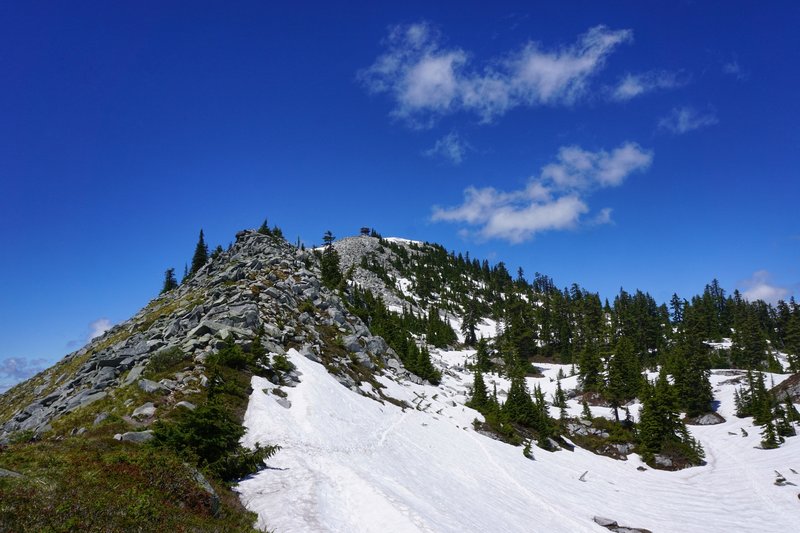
left=190, top=229, right=209, bottom=276
left=502, top=374, right=537, bottom=427
left=606, top=337, right=642, bottom=421
left=467, top=369, right=488, bottom=410
left=637, top=369, right=704, bottom=465
left=161, top=268, right=178, bottom=294
left=320, top=230, right=342, bottom=289
left=784, top=314, right=800, bottom=372
left=553, top=379, right=567, bottom=409
left=578, top=340, right=603, bottom=393
left=461, top=300, right=479, bottom=346
left=474, top=338, right=492, bottom=372
left=581, top=398, right=592, bottom=420
left=670, top=338, right=713, bottom=417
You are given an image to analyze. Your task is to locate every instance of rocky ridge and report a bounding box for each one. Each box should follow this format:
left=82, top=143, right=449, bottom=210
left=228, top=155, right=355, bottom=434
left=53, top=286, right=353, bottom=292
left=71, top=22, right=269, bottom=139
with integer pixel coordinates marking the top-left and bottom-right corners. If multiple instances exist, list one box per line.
left=0, top=230, right=408, bottom=441
left=333, top=235, right=425, bottom=314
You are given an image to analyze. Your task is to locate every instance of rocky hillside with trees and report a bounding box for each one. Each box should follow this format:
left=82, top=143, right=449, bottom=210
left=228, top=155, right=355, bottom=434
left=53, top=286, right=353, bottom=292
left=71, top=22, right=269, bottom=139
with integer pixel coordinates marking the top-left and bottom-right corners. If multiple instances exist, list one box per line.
left=1, top=222, right=798, bottom=531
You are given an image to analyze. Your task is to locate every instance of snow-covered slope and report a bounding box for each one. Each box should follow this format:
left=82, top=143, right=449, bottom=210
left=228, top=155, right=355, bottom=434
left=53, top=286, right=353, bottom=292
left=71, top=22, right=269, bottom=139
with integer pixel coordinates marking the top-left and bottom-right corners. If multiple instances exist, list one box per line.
left=238, top=349, right=800, bottom=532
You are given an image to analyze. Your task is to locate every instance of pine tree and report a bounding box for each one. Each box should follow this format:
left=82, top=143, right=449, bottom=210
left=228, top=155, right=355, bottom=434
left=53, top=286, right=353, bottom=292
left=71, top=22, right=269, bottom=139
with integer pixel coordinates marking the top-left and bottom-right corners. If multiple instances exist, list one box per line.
left=581, top=398, right=592, bottom=420
left=320, top=230, right=342, bottom=289
left=467, top=369, right=488, bottom=411
left=503, top=375, right=536, bottom=427
left=474, top=338, right=491, bottom=372
left=606, top=337, right=642, bottom=421
left=190, top=229, right=209, bottom=276
left=578, top=340, right=603, bottom=393
left=553, top=379, right=567, bottom=408
left=461, top=300, right=479, bottom=346
left=785, top=314, right=800, bottom=372
left=161, top=268, right=178, bottom=294
left=761, top=416, right=782, bottom=449
left=637, top=369, right=703, bottom=465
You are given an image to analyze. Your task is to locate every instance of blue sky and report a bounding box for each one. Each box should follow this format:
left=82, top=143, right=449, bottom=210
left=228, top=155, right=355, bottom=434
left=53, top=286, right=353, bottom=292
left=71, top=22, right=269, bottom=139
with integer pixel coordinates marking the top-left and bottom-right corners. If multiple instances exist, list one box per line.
left=1, top=1, right=799, bottom=389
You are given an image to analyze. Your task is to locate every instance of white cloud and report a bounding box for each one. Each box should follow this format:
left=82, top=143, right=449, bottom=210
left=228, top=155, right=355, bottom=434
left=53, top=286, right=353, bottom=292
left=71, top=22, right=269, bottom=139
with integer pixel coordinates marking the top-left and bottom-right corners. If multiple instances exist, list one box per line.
left=610, top=70, right=687, bottom=101
left=0, top=356, right=48, bottom=393
left=722, top=60, right=747, bottom=80
left=424, top=132, right=470, bottom=164
left=658, top=106, right=718, bottom=134
left=359, top=22, right=632, bottom=125
left=432, top=142, right=652, bottom=243
left=88, top=317, right=112, bottom=341
left=741, top=270, right=789, bottom=304
left=590, top=207, right=614, bottom=225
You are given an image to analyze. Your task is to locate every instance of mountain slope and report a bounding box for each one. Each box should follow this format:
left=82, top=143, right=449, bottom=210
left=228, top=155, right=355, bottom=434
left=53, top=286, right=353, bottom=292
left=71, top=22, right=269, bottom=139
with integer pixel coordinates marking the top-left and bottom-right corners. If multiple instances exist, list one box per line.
left=2, top=228, right=798, bottom=532
left=237, top=348, right=800, bottom=533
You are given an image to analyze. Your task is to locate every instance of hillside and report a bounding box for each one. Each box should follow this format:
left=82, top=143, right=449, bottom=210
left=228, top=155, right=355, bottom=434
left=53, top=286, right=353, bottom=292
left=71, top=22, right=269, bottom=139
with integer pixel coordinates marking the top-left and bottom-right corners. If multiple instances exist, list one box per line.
left=1, top=227, right=799, bottom=532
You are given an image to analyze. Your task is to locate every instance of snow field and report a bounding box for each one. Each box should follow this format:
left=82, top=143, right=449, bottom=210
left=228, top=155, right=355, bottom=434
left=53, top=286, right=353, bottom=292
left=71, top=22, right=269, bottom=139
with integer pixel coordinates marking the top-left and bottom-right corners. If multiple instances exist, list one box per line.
left=237, top=349, right=800, bottom=532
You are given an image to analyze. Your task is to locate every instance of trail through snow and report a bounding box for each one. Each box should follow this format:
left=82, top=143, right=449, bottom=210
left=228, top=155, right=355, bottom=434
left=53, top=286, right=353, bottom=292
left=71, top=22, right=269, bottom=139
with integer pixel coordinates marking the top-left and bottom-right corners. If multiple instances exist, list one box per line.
left=237, top=349, right=800, bottom=532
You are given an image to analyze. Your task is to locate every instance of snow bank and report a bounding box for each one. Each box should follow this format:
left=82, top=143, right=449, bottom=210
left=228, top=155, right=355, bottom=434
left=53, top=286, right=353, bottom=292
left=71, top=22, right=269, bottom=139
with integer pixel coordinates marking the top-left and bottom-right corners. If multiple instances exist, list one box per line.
left=238, top=350, right=800, bottom=532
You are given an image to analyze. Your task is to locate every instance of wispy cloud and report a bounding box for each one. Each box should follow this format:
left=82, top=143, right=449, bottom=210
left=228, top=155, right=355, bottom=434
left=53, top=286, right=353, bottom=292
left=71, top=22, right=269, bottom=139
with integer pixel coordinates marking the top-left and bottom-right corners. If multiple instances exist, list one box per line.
left=722, top=60, right=747, bottom=80
left=88, top=317, right=112, bottom=341
left=359, top=22, right=633, bottom=126
left=66, top=317, right=114, bottom=349
left=658, top=106, right=718, bottom=134
left=740, top=270, right=789, bottom=305
left=610, top=70, right=687, bottom=101
left=424, top=132, right=471, bottom=164
left=0, top=356, right=49, bottom=393
left=432, top=142, right=652, bottom=243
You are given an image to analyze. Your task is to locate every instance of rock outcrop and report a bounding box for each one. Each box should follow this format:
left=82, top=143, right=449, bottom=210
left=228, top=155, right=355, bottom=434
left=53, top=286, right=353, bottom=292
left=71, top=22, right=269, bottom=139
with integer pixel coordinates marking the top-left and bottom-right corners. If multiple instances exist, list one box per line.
left=0, top=230, right=408, bottom=442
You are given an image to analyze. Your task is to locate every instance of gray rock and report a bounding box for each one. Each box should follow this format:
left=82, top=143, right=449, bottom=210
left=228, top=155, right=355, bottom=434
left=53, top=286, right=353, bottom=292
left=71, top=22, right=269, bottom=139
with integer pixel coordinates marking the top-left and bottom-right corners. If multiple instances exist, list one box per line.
left=386, top=358, right=402, bottom=372
left=116, top=430, right=155, bottom=443
left=175, top=401, right=196, bottom=410
left=91, top=366, right=117, bottom=389
left=365, top=336, right=388, bottom=355
left=342, top=335, right=362, bottom=353
left=93, top=412, right=109, bottom=426
left=686, top=412, right=726, bottom=425
left=654, top=454, right=673, bottom=468
left=188, top=466, right=220, bottom=517
left=67, top=391, right=107, bottom=411
left=187, top=321, right=227, bottom=338
left=300, top=345, right=320, bottom=363
left=132, top=402, right=156, bottom=419
left=0, top=467, right=23, bottom=478
left=276, top=398, right=292, bottom=409
left=158, top=379, right=178, bottom=390
left=594, top=517, right=618, bottom=528
left=122, top=364, right=146, bottom=387
left=138, top=379, right=168, bottom=394
left=355, top=352, right=374, bottom=370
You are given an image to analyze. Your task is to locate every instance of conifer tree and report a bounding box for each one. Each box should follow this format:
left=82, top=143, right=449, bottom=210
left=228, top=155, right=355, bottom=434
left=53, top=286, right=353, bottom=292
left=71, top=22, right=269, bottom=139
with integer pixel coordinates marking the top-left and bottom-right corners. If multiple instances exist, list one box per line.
left=320, top=230, right=342, bottom=289
left=474, top=338, right=491, bottom=372
left=161, top=268, right=178, bottom=294
left=553, top=379, right=567, bottom=409
left=503, top=374, right=536, bottom=427
left=467, top=369, right=488, bottom=411
left=190, top=229, right=209, bottom=275
left=606, top=337, right=642, bottom=421
left=785, top=314, right=800, bottom=372
left=581, top=398, right=592, bottom=420
left=578, top=340, right=603, bottom=393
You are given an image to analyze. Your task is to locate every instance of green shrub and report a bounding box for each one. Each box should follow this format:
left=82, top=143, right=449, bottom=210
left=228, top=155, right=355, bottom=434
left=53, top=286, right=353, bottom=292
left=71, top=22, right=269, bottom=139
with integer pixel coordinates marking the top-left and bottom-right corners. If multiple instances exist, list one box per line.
left=145, top=347, right=187, bottom=377
left=208, top=342, right=252, bottom=370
